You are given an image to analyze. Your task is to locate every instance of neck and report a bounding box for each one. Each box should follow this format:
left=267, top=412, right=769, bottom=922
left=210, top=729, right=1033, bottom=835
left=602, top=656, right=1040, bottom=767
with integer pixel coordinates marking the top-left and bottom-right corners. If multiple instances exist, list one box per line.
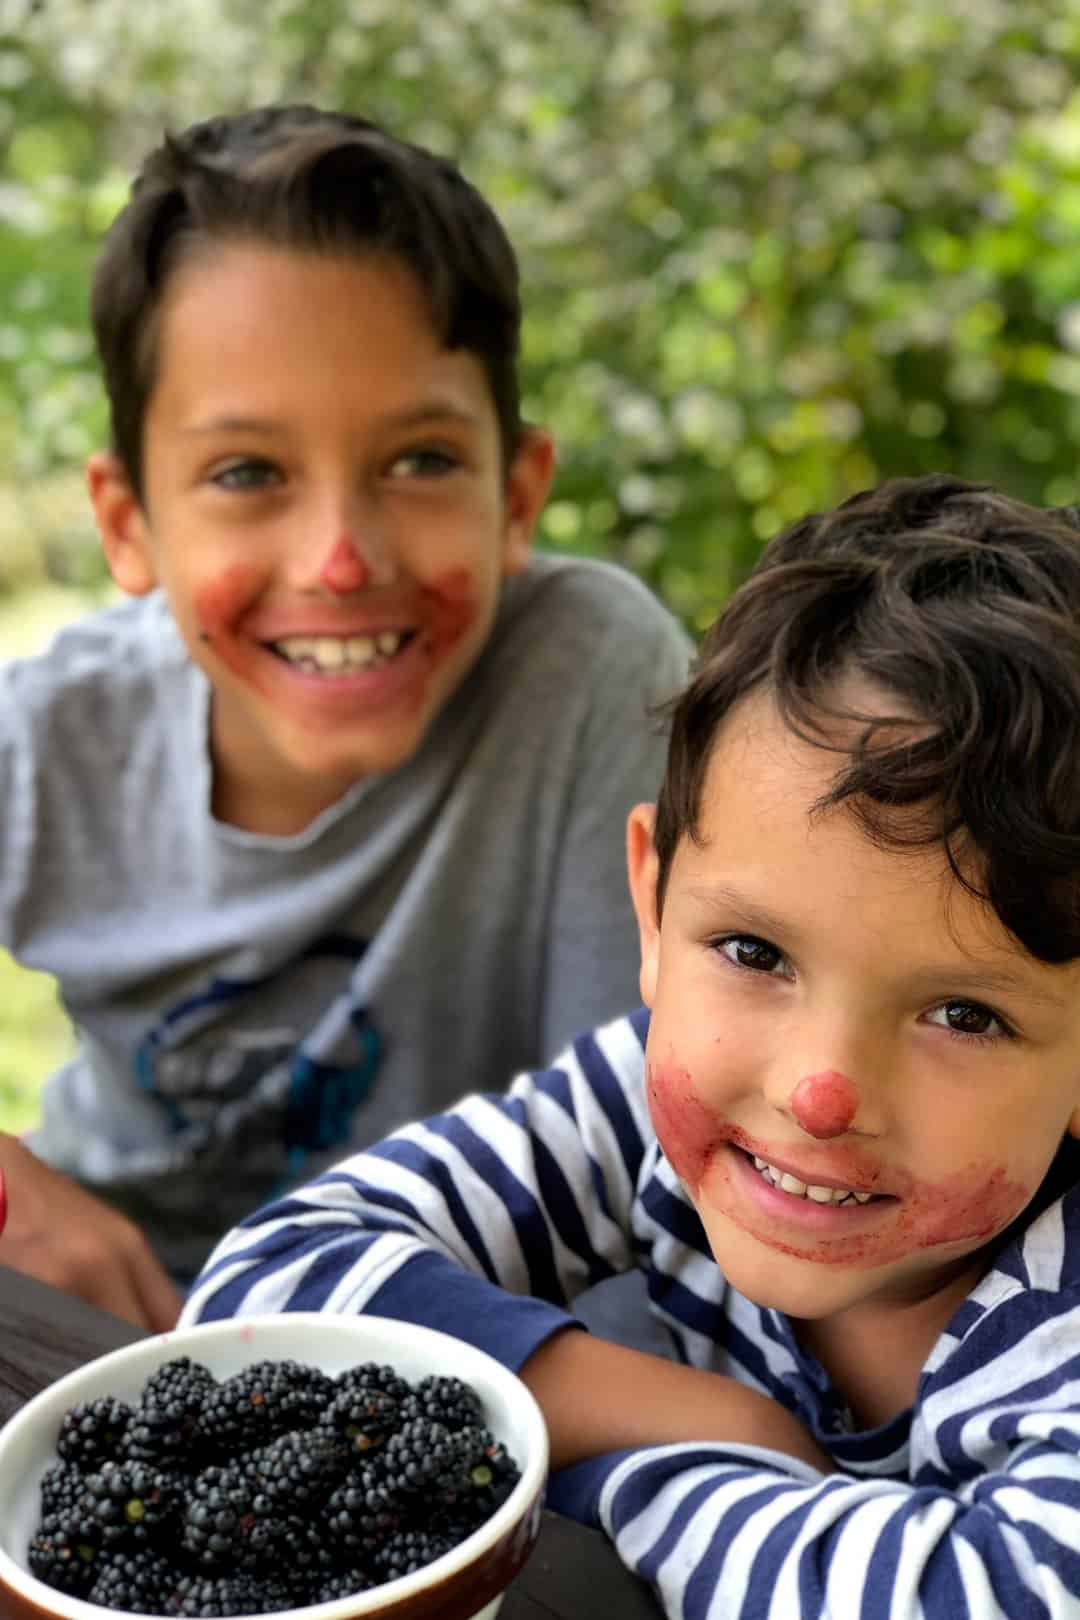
left=794, top=1253, right=988, bottom=1430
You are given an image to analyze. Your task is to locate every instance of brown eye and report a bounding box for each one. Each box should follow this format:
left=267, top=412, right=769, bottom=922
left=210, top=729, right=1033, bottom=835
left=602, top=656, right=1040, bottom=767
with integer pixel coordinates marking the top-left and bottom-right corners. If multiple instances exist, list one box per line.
left=720, top=936, right=784, bottom=974
left=943, top=1001, right=995, bottom=1036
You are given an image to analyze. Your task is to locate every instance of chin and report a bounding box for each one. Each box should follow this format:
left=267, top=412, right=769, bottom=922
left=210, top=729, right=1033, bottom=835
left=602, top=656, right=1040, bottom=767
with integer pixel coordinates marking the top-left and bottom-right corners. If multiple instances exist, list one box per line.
left=697, top=1210, right=867, bottom=1321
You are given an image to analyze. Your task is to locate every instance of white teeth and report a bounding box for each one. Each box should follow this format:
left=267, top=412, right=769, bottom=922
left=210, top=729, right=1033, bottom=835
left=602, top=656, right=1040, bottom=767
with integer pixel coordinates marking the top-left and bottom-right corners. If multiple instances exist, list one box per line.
left=314, top=636, right=346, bottom=670
left=752, top=1153, right=873, bottom=1207
left=273, top=632, right=405, bottom=674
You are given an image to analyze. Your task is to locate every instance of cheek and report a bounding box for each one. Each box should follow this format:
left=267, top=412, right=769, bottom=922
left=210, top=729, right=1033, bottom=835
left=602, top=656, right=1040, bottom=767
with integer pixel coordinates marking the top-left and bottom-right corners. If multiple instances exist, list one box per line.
left=646, top=1061, right=722, bottom=1192
left=193, top=565, right=265, bottom=682
left=420, top=568, right=479, bottom=659
left=897, top=1162, right=1032, bottom=1255
left=194, top=564, right=262, bottom=637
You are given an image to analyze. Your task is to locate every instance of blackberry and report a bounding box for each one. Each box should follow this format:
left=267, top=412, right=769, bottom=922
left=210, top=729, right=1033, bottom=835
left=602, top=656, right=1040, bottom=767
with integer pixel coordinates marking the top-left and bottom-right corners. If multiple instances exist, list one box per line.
left=87, top=1546, right=178, bottom=1614
left=278, top=1514, right=336, bottom=1581
left=367, top=1525, right=459, bottom=1581
left=28, top=1511, right=102, bottom=1597
left=324, top=1471, right=403, bottom=1557
left=314, top=1566, right=374, bottom=1603
left=476, top=1433, right=522, bottom=1505
left=451, top=1428, right=523, bottom=1514
left=83, top=1459, right=179, bottom=1545
left=39, top=1459, right=90, bottom=1519
left=172, top=1569, right=293, bottom=1616
left=142, top=1355, right=215, bottom=1409
left=180, top=1460, right=284, bottom=1571
left=55, top=1396, right=133, bottom=1468
left=245, top=1426, right=348, bottom=1514
left=197, top=1358, right=334, bottom=1454
left=402, top=1373, right=485, bottom=1432
left=373, top=1417, right=480, bottom=1506
left=126, top=1356, right=216, bottom=1468
left=334, top=1359, right=412, bottom=1405
left=319, top=1384, right=400, bottom=1455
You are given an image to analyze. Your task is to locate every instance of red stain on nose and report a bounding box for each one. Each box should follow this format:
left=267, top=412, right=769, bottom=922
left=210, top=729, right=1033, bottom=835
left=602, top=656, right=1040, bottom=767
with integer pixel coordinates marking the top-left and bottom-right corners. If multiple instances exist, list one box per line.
left=790, top=1070, right=858, bottom=1139
left=319, top=537, right=371, bottom=595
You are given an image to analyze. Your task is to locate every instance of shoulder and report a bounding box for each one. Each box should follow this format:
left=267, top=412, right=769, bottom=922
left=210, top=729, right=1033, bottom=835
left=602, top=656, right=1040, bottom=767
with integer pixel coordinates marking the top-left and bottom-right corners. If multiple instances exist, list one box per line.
left=924, top=1185, right=1080, bottom=1386
left=2, top=591, right=186, bottom=689
left=479, top=555, right=692, bottom=730
left=497, top=552, right=693, bottom=661
left=0, top=592, right=191, bottom=719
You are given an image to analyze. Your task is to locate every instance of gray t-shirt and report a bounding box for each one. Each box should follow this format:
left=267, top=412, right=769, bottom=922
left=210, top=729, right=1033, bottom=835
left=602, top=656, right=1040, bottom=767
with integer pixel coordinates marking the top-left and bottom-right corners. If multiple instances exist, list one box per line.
left=0, top=552, right=691, bottom=1279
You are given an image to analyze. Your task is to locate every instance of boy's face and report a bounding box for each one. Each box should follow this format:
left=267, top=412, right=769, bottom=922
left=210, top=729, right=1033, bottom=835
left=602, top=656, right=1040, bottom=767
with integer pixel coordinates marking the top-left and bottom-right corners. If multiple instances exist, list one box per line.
left=88, top=243, right=554, bottom=831
left=628, top=686, right=1080, bottom=1327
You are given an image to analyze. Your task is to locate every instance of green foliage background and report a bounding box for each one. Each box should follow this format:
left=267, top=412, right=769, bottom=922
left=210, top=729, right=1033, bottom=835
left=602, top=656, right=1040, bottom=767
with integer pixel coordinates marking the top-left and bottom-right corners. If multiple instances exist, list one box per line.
left=5, top=0, right=1080, bottom=1116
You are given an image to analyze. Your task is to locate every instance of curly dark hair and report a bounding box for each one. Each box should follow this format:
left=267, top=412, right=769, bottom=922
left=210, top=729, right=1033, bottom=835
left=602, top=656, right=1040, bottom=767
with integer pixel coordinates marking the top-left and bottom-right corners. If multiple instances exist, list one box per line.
left=654, top=474, right=1080, bottom=963
left=90, top=104, right=522, bottom=497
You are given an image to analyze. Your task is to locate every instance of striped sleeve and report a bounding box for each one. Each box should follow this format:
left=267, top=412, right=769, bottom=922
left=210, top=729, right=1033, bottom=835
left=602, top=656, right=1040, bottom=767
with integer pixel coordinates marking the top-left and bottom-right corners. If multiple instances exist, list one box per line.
left=181, top=1015, right=653, bottom=1364
left=571, top=1287, right=1080, bottom=1620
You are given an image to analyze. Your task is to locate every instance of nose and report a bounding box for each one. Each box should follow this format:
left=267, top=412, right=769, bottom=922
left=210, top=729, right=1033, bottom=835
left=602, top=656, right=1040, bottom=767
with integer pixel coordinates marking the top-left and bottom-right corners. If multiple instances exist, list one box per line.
left=318, top=535, right=372, bottom=595
left=789, top=1070, right=859, bottom=1139
left=296, top=483, right=397, bottom=596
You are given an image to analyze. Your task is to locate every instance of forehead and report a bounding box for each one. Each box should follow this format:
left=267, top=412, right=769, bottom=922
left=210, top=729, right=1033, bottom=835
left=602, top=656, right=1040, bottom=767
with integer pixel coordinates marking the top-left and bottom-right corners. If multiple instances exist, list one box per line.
left=684, top=687, right=1015, bottom=967
left=143, top=241, right=495, bottom=436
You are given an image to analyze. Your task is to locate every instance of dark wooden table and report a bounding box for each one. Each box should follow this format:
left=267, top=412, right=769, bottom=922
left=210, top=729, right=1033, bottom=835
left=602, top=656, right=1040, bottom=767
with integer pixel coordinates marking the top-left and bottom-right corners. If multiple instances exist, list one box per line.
left=0, top=1265, right=662, bottom=1620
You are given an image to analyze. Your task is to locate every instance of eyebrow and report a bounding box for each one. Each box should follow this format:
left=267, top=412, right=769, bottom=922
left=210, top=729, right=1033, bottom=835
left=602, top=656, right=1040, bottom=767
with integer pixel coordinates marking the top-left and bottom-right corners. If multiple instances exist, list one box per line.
left=684, top=884, right=791, bottom=941
left=683, top=883, right=1071, bottom=1010
left=181, top=401, right=484, bottom=437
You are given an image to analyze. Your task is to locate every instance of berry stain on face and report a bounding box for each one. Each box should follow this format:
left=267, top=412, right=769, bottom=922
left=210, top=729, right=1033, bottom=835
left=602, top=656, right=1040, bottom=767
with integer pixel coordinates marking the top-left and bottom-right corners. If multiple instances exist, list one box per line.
left=194, top=563, right=479, bottom=696
left=195, top=564, right=263, bottom=682
left=419, top=567, right=476, bottom=659
left=646, top=1059, right=1032, bottom=1270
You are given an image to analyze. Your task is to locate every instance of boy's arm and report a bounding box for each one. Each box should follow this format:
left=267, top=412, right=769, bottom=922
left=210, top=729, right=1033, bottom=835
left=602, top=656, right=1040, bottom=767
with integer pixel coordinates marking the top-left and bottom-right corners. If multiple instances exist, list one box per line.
left=0, top=1135, right=181, bottom=1331
left=0, top=673, right=179, bottom=1329
left=545, top=1288, right=1080, bottom=1620
left=522, top=1329, right=832, bottom=1473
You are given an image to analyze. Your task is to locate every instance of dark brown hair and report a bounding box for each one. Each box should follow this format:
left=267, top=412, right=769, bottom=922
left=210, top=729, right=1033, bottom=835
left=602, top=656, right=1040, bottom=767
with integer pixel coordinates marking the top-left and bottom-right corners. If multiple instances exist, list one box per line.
left=90, top=104, right=522, bottom=498
left=655, top=474, right=1080, bottom=962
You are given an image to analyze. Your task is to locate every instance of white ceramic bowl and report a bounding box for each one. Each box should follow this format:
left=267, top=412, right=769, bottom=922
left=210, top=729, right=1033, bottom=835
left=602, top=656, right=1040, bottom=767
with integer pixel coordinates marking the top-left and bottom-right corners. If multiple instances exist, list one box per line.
left=0, top=1312, right=549, bottom=1620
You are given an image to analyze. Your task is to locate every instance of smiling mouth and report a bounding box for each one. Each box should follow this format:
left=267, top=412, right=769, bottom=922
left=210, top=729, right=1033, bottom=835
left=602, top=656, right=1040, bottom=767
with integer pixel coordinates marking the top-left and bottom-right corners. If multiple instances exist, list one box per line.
left=266, top=630, right=417, bottom=675
left=742, top=1147, right=888, bottom=1208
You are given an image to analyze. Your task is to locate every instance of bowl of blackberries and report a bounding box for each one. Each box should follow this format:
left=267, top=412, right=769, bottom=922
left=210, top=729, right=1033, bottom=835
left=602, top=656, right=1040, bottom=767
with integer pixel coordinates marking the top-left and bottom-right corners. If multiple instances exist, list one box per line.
left=0, top=1312, right=548, bottom=1620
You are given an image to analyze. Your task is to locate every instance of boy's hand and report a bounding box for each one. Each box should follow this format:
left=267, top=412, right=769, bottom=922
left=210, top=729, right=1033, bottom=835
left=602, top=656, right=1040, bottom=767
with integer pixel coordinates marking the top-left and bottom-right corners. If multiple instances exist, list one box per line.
left=523, top=1329, right=833, bottom=1473
left=0, top=1135, right=181, bottom=1332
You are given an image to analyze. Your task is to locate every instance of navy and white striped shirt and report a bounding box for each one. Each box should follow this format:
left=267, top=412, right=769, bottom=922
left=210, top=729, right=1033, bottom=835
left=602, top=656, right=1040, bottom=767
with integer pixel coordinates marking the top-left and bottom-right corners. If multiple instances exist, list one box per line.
left=183, top=1009, right=1080, bottom=1620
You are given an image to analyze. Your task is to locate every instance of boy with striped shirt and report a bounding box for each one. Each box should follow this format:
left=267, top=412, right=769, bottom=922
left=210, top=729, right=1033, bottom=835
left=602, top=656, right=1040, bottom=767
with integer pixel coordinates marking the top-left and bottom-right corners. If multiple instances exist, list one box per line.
left=185, top=474, right=1080, bottom=1619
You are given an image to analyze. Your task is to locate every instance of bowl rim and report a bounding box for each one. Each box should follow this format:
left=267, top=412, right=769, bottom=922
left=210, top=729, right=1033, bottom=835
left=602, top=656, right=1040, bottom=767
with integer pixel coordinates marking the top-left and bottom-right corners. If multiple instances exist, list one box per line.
left=0, top=1312, right=549, bottom=1620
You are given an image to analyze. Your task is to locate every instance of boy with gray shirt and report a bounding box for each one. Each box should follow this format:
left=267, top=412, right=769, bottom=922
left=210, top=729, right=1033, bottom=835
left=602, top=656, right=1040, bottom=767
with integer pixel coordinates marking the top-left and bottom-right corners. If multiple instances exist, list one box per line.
left=0, top=105, right=689, bottom=1323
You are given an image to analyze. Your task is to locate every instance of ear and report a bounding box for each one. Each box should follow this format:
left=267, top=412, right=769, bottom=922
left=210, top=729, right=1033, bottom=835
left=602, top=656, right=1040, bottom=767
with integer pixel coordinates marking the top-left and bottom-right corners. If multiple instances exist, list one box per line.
left=627, top=802, right=662, bottom=1008
left=500, top=427, right=556, bottom=577
left=86, top=451, right=157, bottom=596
